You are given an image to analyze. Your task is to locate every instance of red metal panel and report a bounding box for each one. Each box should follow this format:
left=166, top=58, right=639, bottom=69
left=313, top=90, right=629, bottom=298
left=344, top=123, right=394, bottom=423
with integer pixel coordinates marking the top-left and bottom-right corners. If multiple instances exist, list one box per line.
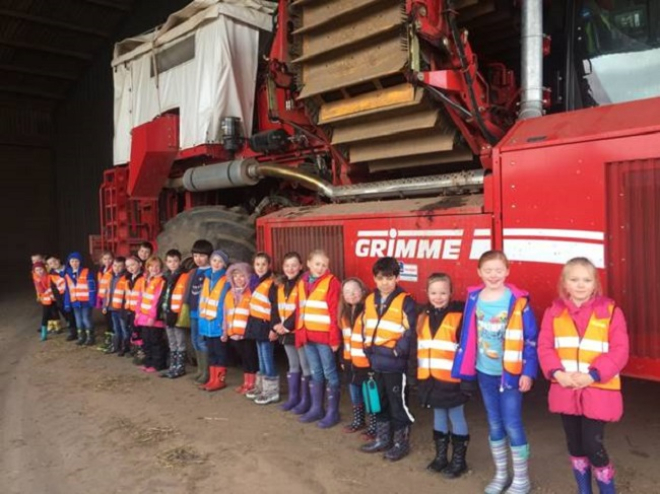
left=606, top=158, right=660, bottom=379
left=258, top=199, right=492, bottom=302
left=128, top=114, right=179, bottom=198
left=499, top=106, right=660, bottom=380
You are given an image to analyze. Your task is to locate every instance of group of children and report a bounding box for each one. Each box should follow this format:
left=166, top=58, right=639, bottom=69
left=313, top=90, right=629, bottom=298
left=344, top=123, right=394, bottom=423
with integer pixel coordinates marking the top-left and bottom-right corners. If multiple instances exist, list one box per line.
left=31, top=244, right=627, bottom=494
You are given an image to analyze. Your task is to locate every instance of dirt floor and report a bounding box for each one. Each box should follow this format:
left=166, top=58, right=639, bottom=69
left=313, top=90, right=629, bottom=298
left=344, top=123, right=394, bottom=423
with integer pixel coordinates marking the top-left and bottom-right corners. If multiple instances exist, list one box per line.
left=2, top=291, right=660, bottom=494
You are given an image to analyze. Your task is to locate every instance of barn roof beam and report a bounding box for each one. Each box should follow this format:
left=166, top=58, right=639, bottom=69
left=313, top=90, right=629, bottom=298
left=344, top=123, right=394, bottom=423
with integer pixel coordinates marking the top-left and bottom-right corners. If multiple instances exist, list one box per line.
left=0, top=64, right=78, bottom=81
left=0, top=38, right=93, bottom=60
left=0, top=9, right=110, bottom=37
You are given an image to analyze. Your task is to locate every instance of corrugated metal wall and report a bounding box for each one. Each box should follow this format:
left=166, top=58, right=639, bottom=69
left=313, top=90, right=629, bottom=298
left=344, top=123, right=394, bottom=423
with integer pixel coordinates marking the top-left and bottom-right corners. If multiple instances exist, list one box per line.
left=53, top=0, right=191, bottom=260
left=0, top=101, right=56, bottom=287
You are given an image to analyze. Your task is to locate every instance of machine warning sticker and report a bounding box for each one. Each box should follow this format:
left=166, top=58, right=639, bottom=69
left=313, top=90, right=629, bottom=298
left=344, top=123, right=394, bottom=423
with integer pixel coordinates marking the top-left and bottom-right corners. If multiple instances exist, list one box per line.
left=398, top=262, right=418, bottom=282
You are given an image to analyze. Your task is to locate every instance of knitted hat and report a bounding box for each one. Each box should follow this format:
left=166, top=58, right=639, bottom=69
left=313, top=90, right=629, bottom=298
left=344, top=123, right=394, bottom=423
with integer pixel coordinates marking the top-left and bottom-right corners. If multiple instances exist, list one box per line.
left=33, top=261, right=46, bottom=270
left=211, top=249, right=229, bottom=266
left=191, top=239, right=214, bottom=256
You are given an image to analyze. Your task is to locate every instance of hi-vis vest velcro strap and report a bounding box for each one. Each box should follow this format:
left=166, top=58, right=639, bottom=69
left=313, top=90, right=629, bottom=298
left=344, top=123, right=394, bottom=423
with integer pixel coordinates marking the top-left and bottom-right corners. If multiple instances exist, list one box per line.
left=139, top=276, right=164, bottom=316
left=169, top=272, right=189, bottom=314
left=553, top=303, right=620, bottom=391
left=249, top=278, right=273, bottom=321
left=225, top=290, right=251, bottom=337
left=363, top=292, right=408, bottom=349
left=502, top=297, right=528, bottom=375
left=341, top=315, right=369, bottom=368
left=66, top=268, right=90, bottom=302
left=417, top=312, right=462, bottom=383
left=125, top=277, right=144, bottom=312
left=199, top=276, right=228, bottom=321
left=297, top=276, right=333, bottom=332
left=111, top=277, right=128, bottom=310
left=277, top=284, right=298, bottom=322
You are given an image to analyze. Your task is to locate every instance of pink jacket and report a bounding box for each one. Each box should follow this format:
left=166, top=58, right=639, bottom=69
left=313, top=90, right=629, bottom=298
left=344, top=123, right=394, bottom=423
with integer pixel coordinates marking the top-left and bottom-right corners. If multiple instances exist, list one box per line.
left=538, top=296, right=629, bottom=422
left=134, top=275, right=166, bottom=328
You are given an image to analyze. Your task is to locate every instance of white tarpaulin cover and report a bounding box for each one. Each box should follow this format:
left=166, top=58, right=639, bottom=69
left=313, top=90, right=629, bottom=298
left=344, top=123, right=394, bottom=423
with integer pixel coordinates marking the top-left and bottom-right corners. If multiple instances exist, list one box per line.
left=112, top=0, right=277, bottom=165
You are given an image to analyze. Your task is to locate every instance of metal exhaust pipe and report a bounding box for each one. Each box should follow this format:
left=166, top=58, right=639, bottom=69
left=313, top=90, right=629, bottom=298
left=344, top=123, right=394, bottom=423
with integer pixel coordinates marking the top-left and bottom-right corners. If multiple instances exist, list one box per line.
left=519, top=0, right=544, bottom=120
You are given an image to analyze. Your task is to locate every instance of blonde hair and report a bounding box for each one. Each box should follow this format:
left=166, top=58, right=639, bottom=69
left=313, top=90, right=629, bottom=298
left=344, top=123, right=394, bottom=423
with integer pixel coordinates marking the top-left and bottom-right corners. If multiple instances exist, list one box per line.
left=307, top=249, right=329, bottom=262
left=145, top=256, right=163, bottom=271
left=338, top=277, right=369, bottom=324
left=478, top=250, right=509, bottom=268
left=427, top=272, right=453, bottom=293
left=559, top=257, right=601, bottom=299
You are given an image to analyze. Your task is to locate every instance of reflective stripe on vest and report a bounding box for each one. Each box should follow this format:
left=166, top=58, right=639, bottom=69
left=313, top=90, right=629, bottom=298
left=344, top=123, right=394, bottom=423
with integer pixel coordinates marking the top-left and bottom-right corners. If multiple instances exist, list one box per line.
left=199, top=276, right=227, bottom=320
left=501, top=297, right=527, bottom=375
left=170, top=272, right=189, bottom=314
left=51, top=273, right=66, bottom=295
left=417, top=312, right=462, bottom=383
left=341, top=315, right=369, bottom=368
left=97, top=269, right=112, bottom=301
left=341, top=318, right=352, bottom=361
left=225, top=290, right=251, bottom=337
left=65, top=268, right=90, bottom=302
left=249, top=278, right=273, bottom=321
left=139, top=276, right=164, bottom=316
left=277, top=284, right=298, bottom=322
left=297, top=276, right=333, bottom=332
left=125, top=276, right=144, bottom=312
left=363, top=292, right=407, bottom=349
left=111, top=277, right=128, bottom=310
left=552, top=304, right=620, bottom=391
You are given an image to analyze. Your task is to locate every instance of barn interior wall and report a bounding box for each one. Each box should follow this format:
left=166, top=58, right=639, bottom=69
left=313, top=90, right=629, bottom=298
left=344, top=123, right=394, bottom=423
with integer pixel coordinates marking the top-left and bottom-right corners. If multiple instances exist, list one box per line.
left=53, top=0, right=191, bottom=262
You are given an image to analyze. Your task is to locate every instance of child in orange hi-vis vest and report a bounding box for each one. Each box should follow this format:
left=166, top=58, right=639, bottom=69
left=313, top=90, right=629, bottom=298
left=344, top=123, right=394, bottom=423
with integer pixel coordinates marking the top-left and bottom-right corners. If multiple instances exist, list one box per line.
left=360, top=257, right=417, bottom=462
left=33, top=261, right=63, bottom=342
left=338, top=277, right=374, bottom=437
left=452, top=250, right=538, bottom=494
left=538, top=257, right=628, bottom=494
left=103, top=257, right=127, bottom=355
left=46, top=255, right=75, bottom=339
left=223, top=262, right=259, bottom=394
left=414, top=273, right=470, bottom=478
left=273, top=252, right=312, bottom=414
left=160, top=249, right=190, bottom=379
left=297, top=249, right=342, bottom=429
left=31, top=253, right=45, bottom=334
left=123, top=255, right=145, bottom=360
left=245, top=252, right=279, bottom=405
left=135, top=256, right=167, bottom=373
left=97, top=251, right=115, bottom=351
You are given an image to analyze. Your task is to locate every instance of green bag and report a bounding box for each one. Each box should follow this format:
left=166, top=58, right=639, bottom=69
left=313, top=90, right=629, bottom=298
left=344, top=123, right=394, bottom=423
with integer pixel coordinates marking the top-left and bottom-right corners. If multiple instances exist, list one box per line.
left=362, top=373, right=381, bottom=414
left=175, top=303, right=191, bottom=329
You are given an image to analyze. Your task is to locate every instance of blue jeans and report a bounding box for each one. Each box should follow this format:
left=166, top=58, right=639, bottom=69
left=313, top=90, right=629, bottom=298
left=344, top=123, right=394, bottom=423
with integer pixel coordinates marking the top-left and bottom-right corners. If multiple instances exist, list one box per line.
left=433, top=405, right=469, bottom=435
left=478, top=371, right=527, bottom=446
left=190, top=317, right=207, bottom=352
left=349, top=383, right=363, bottom=405
left=304, top=342, right=339, bottom=387
left=110, top=310, right=129, bottom=341
left=72, top=306, right=92, bottom=330
left=256, top=341, right=277, bottom=377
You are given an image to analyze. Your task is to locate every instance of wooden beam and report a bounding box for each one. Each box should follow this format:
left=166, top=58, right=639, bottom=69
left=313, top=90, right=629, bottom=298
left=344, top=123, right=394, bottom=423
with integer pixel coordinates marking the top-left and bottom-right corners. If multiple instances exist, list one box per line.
left=0, top=85, right=66, bottom=100
left=0, top=63, right=78, bottom=81
left=0, top=8, right=110, bottom=37
left=78, top=0, right=131, bottom=12
left=0, top=38, right=93, bottom=60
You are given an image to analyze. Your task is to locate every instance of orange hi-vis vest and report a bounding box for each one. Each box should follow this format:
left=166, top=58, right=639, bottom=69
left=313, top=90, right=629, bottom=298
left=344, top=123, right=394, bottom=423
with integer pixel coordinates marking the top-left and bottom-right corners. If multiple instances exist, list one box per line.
left=363, top=292, right=408, bottom=349
left=417, top=311, right=462, bottom=383
left=277, top=284, right=298, bottom=323
left=66, top=268, right=90, bottom=302
left=225, top=290, right=251, bottom=337
left=341, top=314, right=369, bottom=368
left=169, top=272, right=189, bottom=314
left=110, top=277, right=128, bottom=310
left=50, top=272, right=66, bottom=295
left=125, top=276, right=144, bottom=312
left=501, top=297, right=528, bottom=375
left=552, top=303, right=620, bottom=391
left=297, top=276, right=333, bottom=332
left=139, top=275, right=164, bottom=316
left=36, top=275, right=55, bottom=306
left=97, top=269, right=112, bottom=302
left=199, top=276, right=227, bottom=320
left=250, top=277, right=273, bottom=321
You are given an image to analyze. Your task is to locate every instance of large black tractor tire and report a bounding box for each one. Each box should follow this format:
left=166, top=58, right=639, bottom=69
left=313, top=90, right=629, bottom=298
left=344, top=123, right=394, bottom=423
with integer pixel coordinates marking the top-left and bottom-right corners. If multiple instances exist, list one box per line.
left=156, top=206, right=256, bottom=264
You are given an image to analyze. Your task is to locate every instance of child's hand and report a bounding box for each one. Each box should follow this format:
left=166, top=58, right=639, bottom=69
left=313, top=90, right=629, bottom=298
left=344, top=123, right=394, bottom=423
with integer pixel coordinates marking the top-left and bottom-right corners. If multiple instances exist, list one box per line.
left=102, top=308, right=107, bottom=314
left=519, top=375, right=533, bottom=392
left=554, top=370, right=576, bottom=388
left=221, top=334, right=228, bottom=342
left=571, top=372, right=595, bottom=389
left=268, top=330, right=278, bottom=342
left=330, top=344, right=339, bottom=352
